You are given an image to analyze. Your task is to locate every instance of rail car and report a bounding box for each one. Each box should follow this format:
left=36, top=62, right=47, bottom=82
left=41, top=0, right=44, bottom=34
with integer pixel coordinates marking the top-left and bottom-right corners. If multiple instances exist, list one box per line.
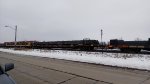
left=0, top=43, right=4, bottom=47
left=33, top=40, right=99, bottom=50
left=110, top=38, right=150, bottom=52
left=4, top=41, right=35, bottom=48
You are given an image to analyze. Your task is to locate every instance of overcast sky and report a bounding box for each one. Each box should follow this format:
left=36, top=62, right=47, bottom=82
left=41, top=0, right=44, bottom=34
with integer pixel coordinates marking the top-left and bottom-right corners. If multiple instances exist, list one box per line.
left=0, top=0, right=150, bottom=42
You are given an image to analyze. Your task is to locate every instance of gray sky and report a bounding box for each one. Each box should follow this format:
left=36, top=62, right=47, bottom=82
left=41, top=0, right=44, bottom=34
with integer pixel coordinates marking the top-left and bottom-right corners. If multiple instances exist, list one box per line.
left=0, top=0, right=150, bottom=42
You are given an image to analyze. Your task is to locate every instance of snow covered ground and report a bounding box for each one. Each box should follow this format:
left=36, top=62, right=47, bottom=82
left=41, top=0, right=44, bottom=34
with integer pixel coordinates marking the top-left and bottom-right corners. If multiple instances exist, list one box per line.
left=0, top=48, right=150, bottom=70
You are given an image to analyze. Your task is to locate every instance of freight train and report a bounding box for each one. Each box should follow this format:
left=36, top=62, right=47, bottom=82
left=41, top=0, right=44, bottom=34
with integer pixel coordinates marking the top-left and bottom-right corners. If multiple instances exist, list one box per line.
left=0, top=38, right=150, bottom=53
left=109, top=38, right=150, bottom=52
left=1, top=40, right=100, bottom=51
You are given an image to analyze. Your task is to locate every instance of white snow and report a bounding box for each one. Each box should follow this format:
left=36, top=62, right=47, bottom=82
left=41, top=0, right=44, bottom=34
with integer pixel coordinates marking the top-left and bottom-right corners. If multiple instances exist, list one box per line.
left=0, top=48, right=150, bottom=70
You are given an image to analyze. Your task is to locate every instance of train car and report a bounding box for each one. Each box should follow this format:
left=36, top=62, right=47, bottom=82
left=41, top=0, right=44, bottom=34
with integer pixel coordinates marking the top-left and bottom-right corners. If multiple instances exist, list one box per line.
left=0, top=43, right=5, bottom=48
left=110, top=38, right=150, bottom=52
left=144, top=38, right=150, bottom=51
left=4, top=41, right=35, bottom=48
left=4, top=42, right=15, bottom=48
left=33, top=40, right=99, bottom=50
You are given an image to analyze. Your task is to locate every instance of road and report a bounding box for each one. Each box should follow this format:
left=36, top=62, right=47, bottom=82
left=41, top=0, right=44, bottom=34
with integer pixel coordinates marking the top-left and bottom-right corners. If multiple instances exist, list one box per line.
left=0, top=51, right=150, bottom=84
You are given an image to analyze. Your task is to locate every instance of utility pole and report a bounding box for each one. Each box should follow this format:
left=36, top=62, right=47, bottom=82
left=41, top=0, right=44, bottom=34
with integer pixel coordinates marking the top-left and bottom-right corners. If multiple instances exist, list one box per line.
left=101, top=29, right=103, bottom=54
left=15, top=25, right=17, bottom=45
left=101, top=29, right=103, bottom=43
left=5, top=25, right=18, bottom=48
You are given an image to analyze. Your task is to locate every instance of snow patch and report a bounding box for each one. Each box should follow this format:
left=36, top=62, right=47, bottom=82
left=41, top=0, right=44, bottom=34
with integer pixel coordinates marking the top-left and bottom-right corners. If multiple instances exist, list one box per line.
left=0, top=48, right=150, bottom=70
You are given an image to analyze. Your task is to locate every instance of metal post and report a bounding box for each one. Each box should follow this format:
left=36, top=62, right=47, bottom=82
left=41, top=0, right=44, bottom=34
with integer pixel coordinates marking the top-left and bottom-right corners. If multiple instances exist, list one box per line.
left=5, top=25, right=18, bottom=48
left=101, top=29, right=103, bottom=43
left=101, top=29, right=103, bottom=54
left=15, top=25, right=17, bottom=47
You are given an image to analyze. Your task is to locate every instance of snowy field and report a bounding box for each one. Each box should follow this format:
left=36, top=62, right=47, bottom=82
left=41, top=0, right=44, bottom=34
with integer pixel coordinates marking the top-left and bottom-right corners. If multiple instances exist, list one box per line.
left=0, top=48, right=150, bottom=70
